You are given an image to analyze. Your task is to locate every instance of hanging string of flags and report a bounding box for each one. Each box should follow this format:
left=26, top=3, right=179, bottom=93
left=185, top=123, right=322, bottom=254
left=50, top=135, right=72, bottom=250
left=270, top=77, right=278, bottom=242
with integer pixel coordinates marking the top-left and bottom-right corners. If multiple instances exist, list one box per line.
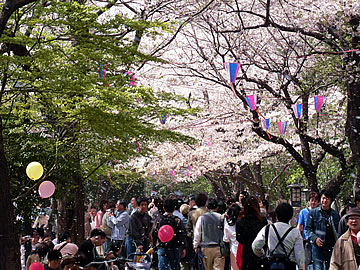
left=245, top=94, right=267, bottom=119
left=223, top=62, right=329, bottom=137
left=204, top=139, right=212, bottom=146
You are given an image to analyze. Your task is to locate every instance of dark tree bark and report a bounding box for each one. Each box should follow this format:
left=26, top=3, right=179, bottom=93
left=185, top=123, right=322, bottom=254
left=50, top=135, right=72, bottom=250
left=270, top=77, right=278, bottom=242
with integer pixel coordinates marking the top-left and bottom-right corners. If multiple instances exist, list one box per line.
left=346, top=16, right=360, bottom=189
left=0, top=118, right=21, bottom=270
left=0, top=2, right=37, bottom=268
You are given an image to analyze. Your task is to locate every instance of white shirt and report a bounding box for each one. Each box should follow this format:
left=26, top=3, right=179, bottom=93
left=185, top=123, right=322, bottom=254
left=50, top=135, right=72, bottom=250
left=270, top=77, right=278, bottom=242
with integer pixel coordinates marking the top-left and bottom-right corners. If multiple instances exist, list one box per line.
left=252, top=222, right=305, bottom=270
left=193, top=215, right=203, bottom=249
left=223, top=218, right=239, bottom=255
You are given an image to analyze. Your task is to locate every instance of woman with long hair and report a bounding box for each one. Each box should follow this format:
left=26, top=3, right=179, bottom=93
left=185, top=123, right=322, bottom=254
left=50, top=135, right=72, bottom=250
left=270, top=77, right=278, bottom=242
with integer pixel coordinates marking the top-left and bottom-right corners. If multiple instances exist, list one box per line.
left=236, top=196, right=268, bottom=269
left=223, top=203, right=242, bottom=270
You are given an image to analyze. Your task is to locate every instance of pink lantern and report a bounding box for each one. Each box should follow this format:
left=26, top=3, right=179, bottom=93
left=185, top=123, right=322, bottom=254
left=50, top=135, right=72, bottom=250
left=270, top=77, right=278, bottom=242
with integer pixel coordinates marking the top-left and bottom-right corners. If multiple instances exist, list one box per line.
left=29, top=262, right=44, bottom=270
left=158, top=225, right=174, bottom=242
left=38, top=181, right=56, bottom=198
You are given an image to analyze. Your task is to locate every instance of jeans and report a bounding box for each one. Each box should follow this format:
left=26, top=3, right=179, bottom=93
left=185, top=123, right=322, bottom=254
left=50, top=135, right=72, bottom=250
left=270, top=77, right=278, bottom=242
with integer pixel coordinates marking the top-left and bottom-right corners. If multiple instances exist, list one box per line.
left=125, top=235, right=136, bottom=258
left=312, top=246, right=332, bottom=270
left=158, top=247, right=180, bottom=270
left=104, top=238, right=112, bottom=253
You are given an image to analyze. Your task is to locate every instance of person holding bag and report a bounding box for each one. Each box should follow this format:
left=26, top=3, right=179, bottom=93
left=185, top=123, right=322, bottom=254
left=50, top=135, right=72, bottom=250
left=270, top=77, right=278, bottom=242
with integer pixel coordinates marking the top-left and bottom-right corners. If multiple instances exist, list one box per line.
left=223, top=204, right=241, bottom=270
left=237, top=196, right=268, bottom=269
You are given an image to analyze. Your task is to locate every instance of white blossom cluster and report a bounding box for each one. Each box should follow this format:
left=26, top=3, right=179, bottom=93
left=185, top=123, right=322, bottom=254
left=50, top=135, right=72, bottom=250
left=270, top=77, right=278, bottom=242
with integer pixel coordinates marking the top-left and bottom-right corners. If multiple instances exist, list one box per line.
left=103, top=0, right=351, bottom=182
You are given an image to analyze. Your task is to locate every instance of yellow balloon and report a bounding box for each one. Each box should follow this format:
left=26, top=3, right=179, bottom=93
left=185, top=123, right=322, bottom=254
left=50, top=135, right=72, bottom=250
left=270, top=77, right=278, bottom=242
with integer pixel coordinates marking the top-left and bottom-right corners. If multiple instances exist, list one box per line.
left=26, top=162, right=44, bottom=180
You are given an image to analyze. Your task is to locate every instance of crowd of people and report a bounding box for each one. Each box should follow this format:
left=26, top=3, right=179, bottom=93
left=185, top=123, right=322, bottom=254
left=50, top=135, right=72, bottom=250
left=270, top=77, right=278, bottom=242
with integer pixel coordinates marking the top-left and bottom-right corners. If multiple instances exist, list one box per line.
left=22, top=189, right=360, bottom=270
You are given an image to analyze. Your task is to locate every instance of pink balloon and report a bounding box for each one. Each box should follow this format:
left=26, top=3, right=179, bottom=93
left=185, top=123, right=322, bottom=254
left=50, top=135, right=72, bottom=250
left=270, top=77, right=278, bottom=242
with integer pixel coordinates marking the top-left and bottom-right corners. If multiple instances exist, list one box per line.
left=158, top=225, right=174, bottom=242
left=29, top=262, right=44, bottom=270
left=38, top=181, right=55, bottom=198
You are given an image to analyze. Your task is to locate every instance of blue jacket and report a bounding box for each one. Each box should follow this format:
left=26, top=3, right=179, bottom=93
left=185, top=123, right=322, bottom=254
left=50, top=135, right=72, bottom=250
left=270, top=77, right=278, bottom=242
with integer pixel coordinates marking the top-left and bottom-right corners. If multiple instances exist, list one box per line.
left=304, top=206, right=340, bottom=245
left=108, top=210, right=130, bottom=241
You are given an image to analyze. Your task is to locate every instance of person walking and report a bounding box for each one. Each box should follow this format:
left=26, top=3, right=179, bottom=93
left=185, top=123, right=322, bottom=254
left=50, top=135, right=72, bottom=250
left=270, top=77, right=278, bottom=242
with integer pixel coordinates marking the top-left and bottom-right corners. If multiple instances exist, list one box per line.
left=305, top=189, right=340, bottom=270
left=297, top=191, right=320, bottom=269
left=154, top=198, right=186, bottom=270
left=193, top=198, right=225, bottom=270
left=126, top=197, right=152, bottom=256
left=43, top=249, right=62, bottom=270
left=223, top=203, right=241, bottom=270
left=252, top=202, right=305, bottom=270
left=236, top=196, right=268, bottom=269
left=330, top=208, right=360, bottom=269
left=338, top=192, right=360, bottom=236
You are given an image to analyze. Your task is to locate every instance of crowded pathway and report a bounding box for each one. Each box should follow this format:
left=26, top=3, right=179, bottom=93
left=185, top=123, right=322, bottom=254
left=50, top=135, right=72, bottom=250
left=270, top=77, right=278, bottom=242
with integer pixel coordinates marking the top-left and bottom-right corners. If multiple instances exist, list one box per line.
left=23, top=189, right=360, bottom=270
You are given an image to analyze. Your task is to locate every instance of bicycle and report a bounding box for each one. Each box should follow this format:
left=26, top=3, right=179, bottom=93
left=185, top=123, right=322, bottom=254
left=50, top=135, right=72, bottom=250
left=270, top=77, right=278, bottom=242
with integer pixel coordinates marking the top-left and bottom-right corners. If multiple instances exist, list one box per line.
left=125, top=247, right=153, bottom=270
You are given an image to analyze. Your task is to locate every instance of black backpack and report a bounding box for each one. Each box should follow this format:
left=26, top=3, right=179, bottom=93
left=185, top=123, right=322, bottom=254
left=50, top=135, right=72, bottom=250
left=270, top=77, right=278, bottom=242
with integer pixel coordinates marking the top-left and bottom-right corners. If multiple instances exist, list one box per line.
left=263, top=224, right=297, bottom=270
left=158, top=214, right=180, bottom=248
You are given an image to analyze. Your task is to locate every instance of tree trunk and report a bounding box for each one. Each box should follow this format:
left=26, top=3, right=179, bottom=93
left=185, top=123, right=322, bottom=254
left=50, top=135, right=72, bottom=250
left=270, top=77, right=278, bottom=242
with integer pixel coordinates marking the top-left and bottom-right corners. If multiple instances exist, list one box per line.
left=0, top=118, right=21, bottom=269
left=304, top=168, right=318, bottom=192
left=204, top=173, right=226, bottom=199
left=56, top=156, right=85, bottom=246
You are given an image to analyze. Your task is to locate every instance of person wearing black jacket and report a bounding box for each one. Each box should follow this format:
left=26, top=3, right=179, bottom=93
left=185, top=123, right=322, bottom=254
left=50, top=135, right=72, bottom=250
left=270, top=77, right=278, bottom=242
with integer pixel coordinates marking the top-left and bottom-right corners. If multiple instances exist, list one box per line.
left=43, top=249, right=62, bottom=270
left=76, top=229, right=107, bottom=267
left=125, top=197, right=152, bottom=256
left=236, top=196, right=268, bottom=269
left=154, top=199, right=187, bottom=270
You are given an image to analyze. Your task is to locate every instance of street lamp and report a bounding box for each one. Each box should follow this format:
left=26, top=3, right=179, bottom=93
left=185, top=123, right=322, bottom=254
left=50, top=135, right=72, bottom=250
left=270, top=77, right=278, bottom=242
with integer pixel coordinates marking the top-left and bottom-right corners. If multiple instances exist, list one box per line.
left=288, top=183, right=303, bottom=207
left=302, top=188, right=309, bottom=202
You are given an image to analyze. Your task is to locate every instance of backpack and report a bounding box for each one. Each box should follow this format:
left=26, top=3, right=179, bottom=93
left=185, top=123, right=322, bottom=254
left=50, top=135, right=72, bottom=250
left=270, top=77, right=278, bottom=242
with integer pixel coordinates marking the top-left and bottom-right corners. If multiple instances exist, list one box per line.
left=158, top=214, right=180, bottom=248
left=263, top=224, right=297, bottom=270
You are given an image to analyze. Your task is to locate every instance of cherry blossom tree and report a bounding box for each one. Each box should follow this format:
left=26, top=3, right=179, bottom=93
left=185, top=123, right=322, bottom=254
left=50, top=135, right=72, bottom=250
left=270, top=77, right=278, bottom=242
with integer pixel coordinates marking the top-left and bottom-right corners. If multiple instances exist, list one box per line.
left=138, top=0, right=359, bottom=196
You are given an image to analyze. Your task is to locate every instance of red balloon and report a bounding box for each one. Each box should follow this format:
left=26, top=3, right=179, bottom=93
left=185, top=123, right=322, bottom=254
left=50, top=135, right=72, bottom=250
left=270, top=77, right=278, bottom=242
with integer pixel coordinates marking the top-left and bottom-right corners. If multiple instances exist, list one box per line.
left=158, top=225, right=174, bottom=242
left=29, top=262, right=44, bottom=270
